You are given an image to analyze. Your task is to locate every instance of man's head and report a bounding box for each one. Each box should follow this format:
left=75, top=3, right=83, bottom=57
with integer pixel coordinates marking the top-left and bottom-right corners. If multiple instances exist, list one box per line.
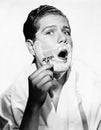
left=23, top=5, right=68, bottom=42
left=23, top=5, right=73, bottom=73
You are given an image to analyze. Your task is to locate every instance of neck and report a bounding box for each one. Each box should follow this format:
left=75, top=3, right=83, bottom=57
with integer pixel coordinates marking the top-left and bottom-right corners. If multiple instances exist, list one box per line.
left=51, top=67, right=71, bottom=111
left=54, top=66, right=71, bottom=86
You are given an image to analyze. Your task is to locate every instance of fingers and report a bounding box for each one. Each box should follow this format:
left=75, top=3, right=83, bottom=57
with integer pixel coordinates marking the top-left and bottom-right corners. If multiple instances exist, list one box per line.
left=28, top=64, right=53, bottom=94
left=32, top=70, right=53, bottom=84
left=30, top=72, right=53, bottom=92
left=37, top=75, right=52, bottom=89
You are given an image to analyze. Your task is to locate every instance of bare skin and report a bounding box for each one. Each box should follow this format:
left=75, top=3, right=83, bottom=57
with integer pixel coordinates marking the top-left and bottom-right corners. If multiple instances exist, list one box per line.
left=20, top=64, right=53, bottom=130
left=20, top=14, right=72, bottom=130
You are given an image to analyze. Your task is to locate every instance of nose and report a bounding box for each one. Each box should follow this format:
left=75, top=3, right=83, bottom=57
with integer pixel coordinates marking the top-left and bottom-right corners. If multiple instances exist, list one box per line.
left=58, top=32, right=67, bottom=44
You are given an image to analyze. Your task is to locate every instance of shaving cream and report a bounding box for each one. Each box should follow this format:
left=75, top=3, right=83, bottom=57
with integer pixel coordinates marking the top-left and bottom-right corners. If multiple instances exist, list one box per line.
left=33, top=40, right=72, bottom=72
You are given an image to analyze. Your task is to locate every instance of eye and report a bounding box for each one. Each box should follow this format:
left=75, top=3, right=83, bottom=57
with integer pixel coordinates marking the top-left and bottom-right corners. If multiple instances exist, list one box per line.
left=63, top=30, right=71, bottom=36
left=45, top=29, right=55, bottom=35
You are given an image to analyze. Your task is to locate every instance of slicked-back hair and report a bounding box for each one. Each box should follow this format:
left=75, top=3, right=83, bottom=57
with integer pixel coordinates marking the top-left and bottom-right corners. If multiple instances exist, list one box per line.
left=23, top=5, right=69, bottom=42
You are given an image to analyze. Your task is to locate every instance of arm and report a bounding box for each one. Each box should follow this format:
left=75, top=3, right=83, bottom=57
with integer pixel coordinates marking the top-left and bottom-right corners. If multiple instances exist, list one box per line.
left=19, top=99, right=40, bottom=130
left=19, top=64, right=53, bottom=130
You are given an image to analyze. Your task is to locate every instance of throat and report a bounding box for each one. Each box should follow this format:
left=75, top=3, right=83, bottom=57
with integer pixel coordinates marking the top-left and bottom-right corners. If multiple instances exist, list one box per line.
left=50, top=76, right=65, bottom=111
left=51, top=67, right=71, bottom=111
left=53, top=66, right=71, bottom=86
left=53, top=71, right=65, bottom=81
left=51, top=85, right=62, bottom=111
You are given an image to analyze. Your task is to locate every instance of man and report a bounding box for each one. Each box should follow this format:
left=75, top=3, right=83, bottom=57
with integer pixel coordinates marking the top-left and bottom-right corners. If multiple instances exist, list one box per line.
left=0, top=5, right=101, bottom=130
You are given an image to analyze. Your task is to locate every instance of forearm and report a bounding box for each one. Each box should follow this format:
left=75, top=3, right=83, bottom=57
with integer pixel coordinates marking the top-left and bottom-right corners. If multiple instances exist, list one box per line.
left=19, top=99, right=41, bottom=130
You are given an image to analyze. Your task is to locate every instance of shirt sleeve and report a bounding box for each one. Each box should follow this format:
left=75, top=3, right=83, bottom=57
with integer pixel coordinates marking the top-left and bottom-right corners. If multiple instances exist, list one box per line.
left=95, top=80, right=101, bottom=130
left=0, top=87, right=19, bottom=130
left=0, top=115, right=8, bottom=129
left=97, top=120, right=101, bottom=130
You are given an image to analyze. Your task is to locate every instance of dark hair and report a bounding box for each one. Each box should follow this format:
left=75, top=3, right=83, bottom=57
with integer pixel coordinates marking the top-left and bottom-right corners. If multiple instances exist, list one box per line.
left=23, top=5, right=69, bottom=42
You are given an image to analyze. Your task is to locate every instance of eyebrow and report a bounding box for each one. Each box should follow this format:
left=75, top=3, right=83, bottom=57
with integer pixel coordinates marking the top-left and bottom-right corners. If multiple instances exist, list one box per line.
left=42, top=25, right=71, bottom=32
left=42, top=25, right=56, bottom=32
left=63, top=26, right=71, bottom=32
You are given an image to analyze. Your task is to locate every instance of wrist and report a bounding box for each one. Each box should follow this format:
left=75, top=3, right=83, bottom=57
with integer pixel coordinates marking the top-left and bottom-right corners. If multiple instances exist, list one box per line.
left=27, top=97, right=42, bottom=111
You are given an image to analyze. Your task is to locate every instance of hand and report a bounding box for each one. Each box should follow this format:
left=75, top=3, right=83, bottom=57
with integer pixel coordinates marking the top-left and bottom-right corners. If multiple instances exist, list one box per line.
left=28, top=64, right=53, bottom=108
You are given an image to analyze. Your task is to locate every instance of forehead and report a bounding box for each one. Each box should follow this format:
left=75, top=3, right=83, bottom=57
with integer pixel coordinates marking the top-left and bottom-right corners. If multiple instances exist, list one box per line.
left=37, top=14, right=70, bottom=29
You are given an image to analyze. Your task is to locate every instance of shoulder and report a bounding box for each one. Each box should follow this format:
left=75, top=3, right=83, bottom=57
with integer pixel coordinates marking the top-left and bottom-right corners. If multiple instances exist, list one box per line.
left=72, top=59, right=99, bottom=83
left=1, top=63, right=36, bottom=99
left=0, top=63, right=37, bottom=126
left=3, top=63, right=37, bottom=105
left=72, top=59, right=101, bottom=99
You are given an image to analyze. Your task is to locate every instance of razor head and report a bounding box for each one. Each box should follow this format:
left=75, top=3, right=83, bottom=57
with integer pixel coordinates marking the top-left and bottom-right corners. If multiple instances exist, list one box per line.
left=42, top=48, right=68, bottom=63
left=42, top=50, right=54, bottom=63
left=43, top=56, right=54, bottom=63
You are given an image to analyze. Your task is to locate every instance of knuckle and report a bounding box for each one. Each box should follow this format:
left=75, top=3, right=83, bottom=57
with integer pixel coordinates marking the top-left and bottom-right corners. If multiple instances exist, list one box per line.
left=43, top=82, right=52, bottom=91
left=28, top=74, right=33, bottom=81
left=28, top=75, right=31, bottom=80
left=37, top=83, right=40, bottom=88
left=48, top=70, right=53, bottom=76
left=47, top=81, right=52, bottom=87
left=46, top=75, right=52, bottom=81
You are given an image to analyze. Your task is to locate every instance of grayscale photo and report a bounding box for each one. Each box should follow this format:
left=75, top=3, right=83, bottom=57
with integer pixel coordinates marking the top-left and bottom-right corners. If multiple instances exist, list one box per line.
left=0, top=0, right=101, bottom=129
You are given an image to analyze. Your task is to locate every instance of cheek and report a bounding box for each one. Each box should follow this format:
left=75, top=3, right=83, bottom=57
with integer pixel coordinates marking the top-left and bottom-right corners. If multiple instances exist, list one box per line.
left=38, top=37, right=57, bottom=51
left=37, top=33, right=57, bottom=47
left=67, top=37, right=73, bottom=47
left=34, top=39, right=55, bottom=61
left=34, top=42, right=44, bottom=60
left=41, top=41, right=53, bottom=50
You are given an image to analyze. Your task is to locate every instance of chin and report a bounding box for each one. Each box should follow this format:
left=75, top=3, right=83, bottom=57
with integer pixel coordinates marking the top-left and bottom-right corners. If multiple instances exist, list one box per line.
left=50, top=59, right=72, bottom=73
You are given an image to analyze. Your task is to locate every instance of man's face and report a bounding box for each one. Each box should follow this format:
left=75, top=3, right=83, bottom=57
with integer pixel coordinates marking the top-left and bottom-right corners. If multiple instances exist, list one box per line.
left=33, top=14, right=73, bottom=72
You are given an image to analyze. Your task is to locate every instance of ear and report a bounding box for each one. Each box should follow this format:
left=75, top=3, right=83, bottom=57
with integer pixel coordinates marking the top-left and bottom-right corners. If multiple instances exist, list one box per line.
left=26, top=39, right=35, bottom=56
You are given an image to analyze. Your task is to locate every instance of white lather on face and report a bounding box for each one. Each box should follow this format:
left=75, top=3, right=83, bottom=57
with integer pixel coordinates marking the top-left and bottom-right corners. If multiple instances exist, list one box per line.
left=34, top=14, right=73, bottom=72
left=33, top=40, right=72, bottom=72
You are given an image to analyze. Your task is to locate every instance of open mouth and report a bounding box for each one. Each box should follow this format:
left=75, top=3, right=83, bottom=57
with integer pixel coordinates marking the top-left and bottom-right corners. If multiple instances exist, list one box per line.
left=58, top=49, right=68, bottom=60
left=42, top=49, right=68, bottom=63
